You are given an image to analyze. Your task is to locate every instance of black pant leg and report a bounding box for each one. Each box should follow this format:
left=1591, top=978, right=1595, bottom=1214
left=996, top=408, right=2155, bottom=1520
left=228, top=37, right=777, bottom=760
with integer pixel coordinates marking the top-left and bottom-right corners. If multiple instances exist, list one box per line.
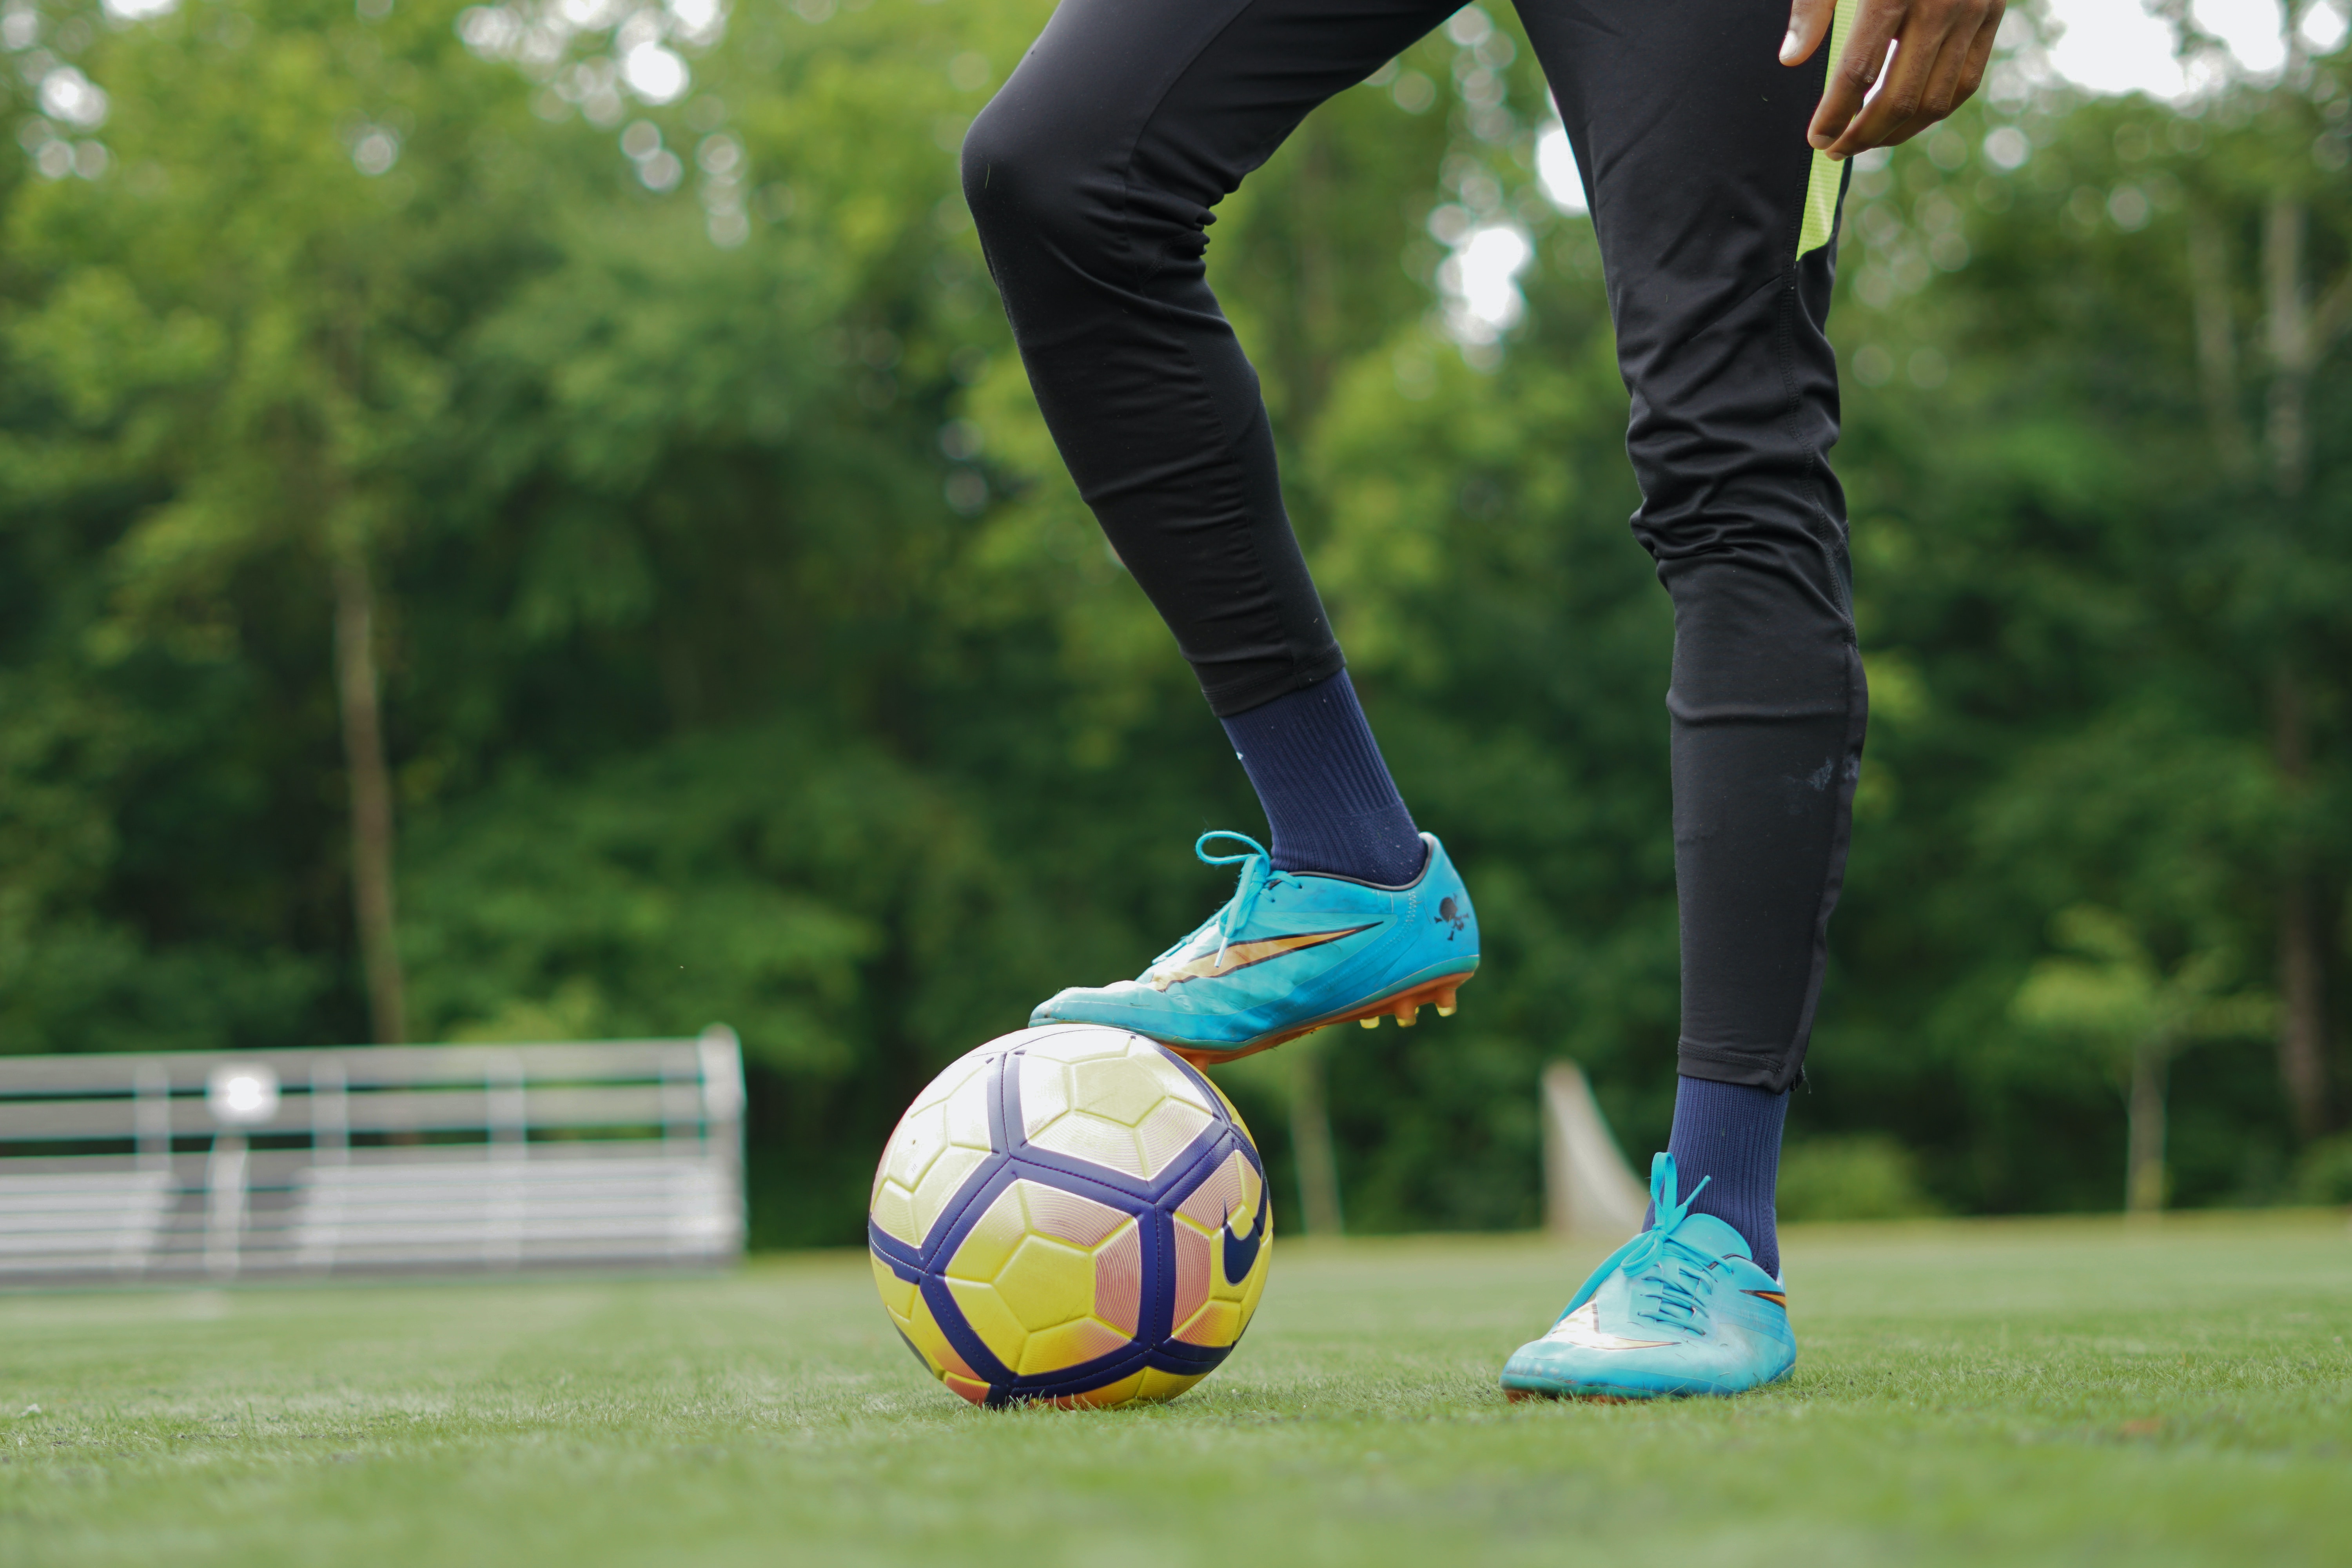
left=973, top=0, right=1867, bottom=1090
left=962, top=0, right=1452, bottom=716
left=1517, top=0, right=1867, bottom=1091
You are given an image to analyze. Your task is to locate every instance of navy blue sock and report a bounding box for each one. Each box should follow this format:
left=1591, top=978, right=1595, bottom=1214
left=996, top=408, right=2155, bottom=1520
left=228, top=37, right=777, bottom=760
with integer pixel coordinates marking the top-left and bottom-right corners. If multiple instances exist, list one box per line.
left=1220, top=671, right=1425, bottom=886
left=1661, top=1074, right=1789, bottom=1278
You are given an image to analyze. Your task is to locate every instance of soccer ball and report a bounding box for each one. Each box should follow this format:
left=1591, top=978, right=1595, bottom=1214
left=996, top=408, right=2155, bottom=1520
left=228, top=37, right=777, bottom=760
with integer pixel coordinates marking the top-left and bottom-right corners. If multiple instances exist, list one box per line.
left=868, top=1024, right=1273, bottom=1408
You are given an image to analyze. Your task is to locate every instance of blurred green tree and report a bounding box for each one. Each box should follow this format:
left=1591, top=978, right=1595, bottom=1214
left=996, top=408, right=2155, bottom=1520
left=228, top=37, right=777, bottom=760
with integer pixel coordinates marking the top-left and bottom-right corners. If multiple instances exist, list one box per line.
left=2014, top=905, right=2272, bottom=1212
left=0, top=0, right=2345, bottom=1243
left=3, top=0, right=596, bottom=1045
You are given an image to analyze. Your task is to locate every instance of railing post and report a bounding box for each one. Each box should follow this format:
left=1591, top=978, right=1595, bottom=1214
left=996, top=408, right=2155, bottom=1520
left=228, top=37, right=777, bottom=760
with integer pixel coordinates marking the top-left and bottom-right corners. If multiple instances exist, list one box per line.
left=485, top=1054, right=527, bottom=1269
left=312, top=1057, right=349, bottom=1166
left=134, top=1062, right=171, bottom=1173
left=698, top=1026, right=746, bottom=1255
left=202, top=1063, right=278, bottom=1281
left=205, top=1134, right=247, bottom=1281
left=120, top=1062, right=172, bottom=1280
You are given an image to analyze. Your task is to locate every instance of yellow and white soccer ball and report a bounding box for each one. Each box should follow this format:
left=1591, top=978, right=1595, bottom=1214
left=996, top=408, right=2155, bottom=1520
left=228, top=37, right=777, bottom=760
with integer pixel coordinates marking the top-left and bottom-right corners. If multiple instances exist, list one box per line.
left=867, top=1024, right=1272, bottom=1407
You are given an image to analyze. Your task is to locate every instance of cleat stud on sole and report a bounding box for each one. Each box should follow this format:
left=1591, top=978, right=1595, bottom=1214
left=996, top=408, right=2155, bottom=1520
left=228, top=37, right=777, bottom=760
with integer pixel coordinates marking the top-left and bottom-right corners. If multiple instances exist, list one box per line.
left=1396, top=1004, right=1419, bottom=1026
left=1360, top=1016, right=1381, bottom=1029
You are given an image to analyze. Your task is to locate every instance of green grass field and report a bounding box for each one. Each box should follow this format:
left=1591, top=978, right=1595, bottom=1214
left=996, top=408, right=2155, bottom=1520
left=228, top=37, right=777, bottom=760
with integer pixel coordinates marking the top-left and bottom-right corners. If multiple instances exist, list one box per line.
left=4, top=1214, right=2349, bottom=1566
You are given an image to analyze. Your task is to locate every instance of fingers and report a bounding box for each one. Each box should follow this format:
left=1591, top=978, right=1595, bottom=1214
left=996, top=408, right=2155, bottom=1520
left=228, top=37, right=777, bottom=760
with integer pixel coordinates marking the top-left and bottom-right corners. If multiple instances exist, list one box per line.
left=1866, top=28, right=1972, bottom=149
left=1814, top=0, right=2005, bottom=159
left=1888, top=2, right=2002, bottom=143
left=1780, top=0, right=1836, bottom=65
left=1807, top=17, right=1894, bottom=151
left=1953, top=2, right=2005, bottom=102
left=1822, top=10, right=1964, bottom=158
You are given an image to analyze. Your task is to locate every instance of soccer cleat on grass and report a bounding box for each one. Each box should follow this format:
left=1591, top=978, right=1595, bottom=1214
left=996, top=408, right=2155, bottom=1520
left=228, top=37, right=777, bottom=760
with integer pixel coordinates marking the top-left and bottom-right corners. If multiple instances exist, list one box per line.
left=1029, top=830, right=1478, bottom=1065
left=1499, top=1152, right=1795, bottom=1401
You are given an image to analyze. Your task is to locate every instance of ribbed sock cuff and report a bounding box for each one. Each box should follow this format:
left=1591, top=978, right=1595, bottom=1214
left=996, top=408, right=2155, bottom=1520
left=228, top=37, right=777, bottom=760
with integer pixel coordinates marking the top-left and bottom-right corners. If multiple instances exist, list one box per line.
left=1663, top=1074, right=1789, bottom=1278
left=1220, top=671, right=1423, bottom=886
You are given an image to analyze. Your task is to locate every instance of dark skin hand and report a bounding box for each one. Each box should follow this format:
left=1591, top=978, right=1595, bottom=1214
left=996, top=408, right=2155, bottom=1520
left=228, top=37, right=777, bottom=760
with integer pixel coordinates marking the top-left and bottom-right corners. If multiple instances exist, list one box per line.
left=1782, top=0, right=2007, bottom=160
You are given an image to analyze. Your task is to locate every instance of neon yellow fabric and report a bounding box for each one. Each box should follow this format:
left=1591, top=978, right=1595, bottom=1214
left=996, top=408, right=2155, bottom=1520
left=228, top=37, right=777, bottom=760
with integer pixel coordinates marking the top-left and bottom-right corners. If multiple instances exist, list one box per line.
left=1797, top=0, right=1863, bottom=258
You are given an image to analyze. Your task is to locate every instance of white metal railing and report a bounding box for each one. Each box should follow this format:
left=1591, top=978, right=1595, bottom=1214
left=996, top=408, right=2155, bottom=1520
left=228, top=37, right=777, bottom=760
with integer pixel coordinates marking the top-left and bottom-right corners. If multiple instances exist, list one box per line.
left=0, top=1030, right=745, bottom=1285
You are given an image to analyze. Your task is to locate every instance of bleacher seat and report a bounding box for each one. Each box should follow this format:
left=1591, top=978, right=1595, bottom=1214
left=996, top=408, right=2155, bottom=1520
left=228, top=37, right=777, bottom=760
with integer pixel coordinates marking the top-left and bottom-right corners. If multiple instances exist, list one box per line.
left=0, top=1031, right=744, bottom=1286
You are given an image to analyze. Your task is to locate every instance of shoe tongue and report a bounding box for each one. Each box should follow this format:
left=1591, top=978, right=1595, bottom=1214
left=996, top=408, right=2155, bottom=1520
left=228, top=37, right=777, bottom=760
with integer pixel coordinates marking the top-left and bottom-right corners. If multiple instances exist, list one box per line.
left=1662, top=1209, right=1754, bottom=1264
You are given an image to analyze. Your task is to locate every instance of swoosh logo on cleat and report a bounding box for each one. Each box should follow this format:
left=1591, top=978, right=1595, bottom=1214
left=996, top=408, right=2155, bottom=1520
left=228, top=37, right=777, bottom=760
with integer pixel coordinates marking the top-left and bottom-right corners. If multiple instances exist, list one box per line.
left=1219, top=1184, right=1271, bottom=1286
left=1744, top=1290, right=1788, bottom=1308
left=1147, top=926, right=1376, bottom=991
left=1541, top=1301, right=1675, bottom=1352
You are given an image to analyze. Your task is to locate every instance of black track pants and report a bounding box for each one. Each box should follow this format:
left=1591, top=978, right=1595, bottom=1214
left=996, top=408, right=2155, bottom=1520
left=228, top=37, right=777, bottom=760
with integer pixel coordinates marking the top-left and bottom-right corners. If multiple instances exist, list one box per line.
left=964, top=0, right=1867, bottom=1092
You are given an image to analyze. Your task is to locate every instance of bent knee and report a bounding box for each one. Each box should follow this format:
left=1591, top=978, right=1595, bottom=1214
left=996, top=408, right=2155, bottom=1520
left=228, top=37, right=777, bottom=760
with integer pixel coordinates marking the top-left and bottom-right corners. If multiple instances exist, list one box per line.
left=956, top=99, right=1020, bottom=220
left=960, top=99, right=1101, bottom=256
left=960, top=96, right=1134, bottom=272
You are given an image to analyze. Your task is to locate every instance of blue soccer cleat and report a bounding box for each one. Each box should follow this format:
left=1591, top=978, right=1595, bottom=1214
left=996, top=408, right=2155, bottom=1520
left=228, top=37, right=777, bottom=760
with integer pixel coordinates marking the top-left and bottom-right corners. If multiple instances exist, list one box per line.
left=1030, top=831, right=1479, bottom=1065
left=1499, top=1152, right=1796, bottom=1401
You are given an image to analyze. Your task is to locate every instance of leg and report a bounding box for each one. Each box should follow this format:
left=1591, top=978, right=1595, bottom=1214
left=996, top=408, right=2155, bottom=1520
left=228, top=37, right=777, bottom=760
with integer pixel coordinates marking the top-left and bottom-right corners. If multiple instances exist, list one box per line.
left=1501, top=0, right=1861, bottom=1402
left=1523, top=0, right=1866, bottom=1267
left=968, top=0, right=1481, bottom=1054
left=963, top=0, right=1445, bottom=717
left=964, top=0, right=1441, bottom=887
left=1523, top=0, right=1865, bottom=1100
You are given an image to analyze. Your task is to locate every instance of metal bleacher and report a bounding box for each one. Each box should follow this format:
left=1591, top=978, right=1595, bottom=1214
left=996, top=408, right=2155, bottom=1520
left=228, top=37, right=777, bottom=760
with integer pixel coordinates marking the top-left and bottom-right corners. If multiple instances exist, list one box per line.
left=0, top=1030, right=745, bottom=1286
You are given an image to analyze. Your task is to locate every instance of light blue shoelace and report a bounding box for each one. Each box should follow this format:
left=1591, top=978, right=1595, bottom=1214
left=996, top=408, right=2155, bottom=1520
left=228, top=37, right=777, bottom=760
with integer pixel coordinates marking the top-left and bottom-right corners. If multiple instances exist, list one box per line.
left=1617, top=1163, right=1718, bottom=1336
left=1152, top=831, right=1283, bottom=974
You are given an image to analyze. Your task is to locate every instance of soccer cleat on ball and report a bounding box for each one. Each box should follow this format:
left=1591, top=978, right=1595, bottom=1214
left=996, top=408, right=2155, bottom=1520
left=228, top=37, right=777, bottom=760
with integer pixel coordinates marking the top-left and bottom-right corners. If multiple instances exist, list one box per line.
left=1028, top=831, right=1479, bottom=1065
left=868, top=1024, right=1272, bottom=1408
left=1498, top=1152, right=1796, bottom=1402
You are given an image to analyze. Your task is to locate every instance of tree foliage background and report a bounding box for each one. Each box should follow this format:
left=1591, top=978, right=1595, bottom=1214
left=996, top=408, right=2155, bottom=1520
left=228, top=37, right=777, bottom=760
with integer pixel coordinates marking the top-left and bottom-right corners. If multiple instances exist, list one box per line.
left=2, top=0, right=2347, bottom=1242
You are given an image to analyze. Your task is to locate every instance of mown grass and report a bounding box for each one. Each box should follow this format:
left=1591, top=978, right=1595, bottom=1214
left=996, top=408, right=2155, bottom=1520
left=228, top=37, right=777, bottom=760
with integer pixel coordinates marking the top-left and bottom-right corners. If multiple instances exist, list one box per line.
left=2, top=1212, right=2348, bottom=1566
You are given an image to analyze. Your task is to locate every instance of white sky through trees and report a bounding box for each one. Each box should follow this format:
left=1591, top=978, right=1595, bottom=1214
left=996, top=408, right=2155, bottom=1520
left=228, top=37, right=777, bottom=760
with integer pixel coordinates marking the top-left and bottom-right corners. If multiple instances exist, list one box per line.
left=1500, top=0, right=2339, bottom=338
left=2047, top=0, right=2344, bottom=95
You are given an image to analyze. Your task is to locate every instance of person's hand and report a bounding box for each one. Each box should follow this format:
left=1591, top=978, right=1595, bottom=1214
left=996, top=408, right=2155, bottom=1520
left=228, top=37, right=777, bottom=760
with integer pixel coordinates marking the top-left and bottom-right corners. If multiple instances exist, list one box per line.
left=1780, top=0, right=2005, bottom=161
